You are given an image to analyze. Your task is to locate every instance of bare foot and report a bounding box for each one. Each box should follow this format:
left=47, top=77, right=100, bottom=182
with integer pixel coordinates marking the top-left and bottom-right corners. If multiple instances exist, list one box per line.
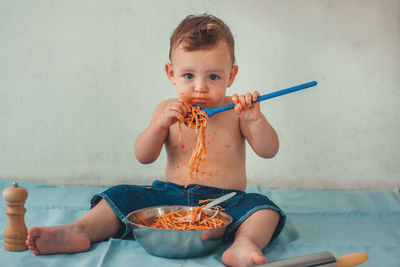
left=222, top=239, right=268, bottom=267
left=26, top=224, right=90, bottom=255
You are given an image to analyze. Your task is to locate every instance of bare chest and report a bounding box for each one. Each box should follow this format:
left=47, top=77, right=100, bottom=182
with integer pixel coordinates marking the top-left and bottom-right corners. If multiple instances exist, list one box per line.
left=166, top=110, right=243, bottom=159
left=165, top=110, right=247, bottom=189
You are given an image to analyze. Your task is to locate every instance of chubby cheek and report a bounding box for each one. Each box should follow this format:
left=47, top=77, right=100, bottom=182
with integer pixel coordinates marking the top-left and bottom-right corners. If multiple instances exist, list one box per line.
left=177, top=91, right=191, bottom=102
left=213, top=89, right=226, bottom=103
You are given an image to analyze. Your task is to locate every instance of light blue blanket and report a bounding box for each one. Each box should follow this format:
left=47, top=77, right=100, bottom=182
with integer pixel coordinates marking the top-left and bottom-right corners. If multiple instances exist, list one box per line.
left=1, top=180, right=399, bottom=266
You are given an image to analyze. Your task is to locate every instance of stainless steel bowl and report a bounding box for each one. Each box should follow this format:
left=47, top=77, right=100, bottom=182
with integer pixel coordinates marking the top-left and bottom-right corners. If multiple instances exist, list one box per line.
left=127, top=205, right=233, bottom=258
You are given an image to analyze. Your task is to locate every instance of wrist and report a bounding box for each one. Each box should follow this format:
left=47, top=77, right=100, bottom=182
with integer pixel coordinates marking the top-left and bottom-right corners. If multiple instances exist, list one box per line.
left=243, top=112, right=263, bottom=124
left=149, top=120, right=170, bottom=136
left=153, top=115, right=174, bottom=131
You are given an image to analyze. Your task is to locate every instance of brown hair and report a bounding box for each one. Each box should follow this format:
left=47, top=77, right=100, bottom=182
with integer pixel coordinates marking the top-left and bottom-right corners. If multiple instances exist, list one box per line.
left=169, top=14, right=235, bottom=64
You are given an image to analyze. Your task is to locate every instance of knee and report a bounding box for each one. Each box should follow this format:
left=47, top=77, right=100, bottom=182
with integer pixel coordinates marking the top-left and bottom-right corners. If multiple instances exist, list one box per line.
left=253, top=209, right=280, bottom=223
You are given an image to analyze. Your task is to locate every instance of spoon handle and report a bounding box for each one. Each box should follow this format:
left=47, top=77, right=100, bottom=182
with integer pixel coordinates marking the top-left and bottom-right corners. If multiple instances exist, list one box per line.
left=206, top=81, right=317, bottom=117
left=255, top=81, right=317, bottom=102
left=204, top=192, right=237, bottom=209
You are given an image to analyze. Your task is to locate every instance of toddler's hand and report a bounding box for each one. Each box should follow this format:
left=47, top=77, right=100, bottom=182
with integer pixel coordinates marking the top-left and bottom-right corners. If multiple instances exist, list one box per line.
left=232, top=91, right=261, bottom=121
left=157, top=100, right=192, bottom=129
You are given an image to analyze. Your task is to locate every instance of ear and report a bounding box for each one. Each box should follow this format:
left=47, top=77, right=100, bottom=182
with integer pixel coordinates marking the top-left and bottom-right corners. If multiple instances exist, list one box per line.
left=227, top=65, right=238, bottom=88
left=165, top=63, right=176, bottom=85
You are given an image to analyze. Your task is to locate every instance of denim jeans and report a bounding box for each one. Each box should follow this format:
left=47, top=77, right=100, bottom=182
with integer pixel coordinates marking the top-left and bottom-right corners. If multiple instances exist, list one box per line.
left=91, top=180, right=286, bottom=241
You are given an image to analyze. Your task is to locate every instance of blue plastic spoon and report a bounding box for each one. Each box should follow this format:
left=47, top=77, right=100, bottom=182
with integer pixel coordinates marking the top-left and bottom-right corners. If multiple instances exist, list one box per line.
left=194, top=81, right=317, bottom=118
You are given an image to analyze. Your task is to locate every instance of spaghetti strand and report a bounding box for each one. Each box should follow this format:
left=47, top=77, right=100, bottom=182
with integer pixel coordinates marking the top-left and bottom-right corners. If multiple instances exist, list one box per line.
left=143, top=206, right=228, bottom=230
left=180, top=105, right=209, bottom=187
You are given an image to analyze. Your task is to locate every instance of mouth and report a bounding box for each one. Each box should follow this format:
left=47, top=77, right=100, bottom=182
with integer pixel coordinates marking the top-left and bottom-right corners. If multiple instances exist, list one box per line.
left=191, top=98, right=208, bottom=105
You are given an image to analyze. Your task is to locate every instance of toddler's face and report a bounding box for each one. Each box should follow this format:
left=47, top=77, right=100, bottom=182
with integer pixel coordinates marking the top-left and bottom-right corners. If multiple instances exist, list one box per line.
left=166, top=41, right=238, bottom=108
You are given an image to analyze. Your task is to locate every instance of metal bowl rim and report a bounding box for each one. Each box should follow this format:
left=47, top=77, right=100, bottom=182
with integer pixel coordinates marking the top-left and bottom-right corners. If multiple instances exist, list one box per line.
left=127, top=205, right=233, bottom=231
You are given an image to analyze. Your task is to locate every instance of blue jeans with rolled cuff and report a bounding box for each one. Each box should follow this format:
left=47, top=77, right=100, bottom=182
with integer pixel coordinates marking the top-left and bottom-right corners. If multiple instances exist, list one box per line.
left=90, top=180, right=286, bottom=241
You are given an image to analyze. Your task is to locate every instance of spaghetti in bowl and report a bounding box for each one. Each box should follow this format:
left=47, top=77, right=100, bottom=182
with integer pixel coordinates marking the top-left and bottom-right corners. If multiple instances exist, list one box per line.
left=127, top=205, right=233, bottom=258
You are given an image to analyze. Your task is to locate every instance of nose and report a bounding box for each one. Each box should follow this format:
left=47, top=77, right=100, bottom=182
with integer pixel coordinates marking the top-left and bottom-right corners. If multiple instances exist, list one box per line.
left=194, top=78, right=208, bottom=93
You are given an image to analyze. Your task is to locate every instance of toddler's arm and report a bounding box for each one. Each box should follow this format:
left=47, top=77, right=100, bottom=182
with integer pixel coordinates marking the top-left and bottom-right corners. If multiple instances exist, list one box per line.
left=232, top=92, right=279, bottom=158
left=134, top=99, right=191, bottom=163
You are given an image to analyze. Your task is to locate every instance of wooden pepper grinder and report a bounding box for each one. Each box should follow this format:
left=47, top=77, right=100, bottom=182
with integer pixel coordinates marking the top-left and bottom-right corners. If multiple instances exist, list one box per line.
left=3, top=182, right=28, bottom=251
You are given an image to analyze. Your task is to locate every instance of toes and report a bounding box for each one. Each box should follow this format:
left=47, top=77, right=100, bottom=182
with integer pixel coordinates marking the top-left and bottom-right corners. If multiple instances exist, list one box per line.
left=253, top=254, right=268, bottom=265
left=27, top=234, right=36, bottom=242
left=26, top=229, right=42, bottom=255
left=244, top=254, right=255, bottom=265
left=27, top=242, right=41, bottom=255
left=243, top=251, right=267, bottom=266
left=27, top=227, right=43, bottom=238
left=28, top=243, right=41, bottom=255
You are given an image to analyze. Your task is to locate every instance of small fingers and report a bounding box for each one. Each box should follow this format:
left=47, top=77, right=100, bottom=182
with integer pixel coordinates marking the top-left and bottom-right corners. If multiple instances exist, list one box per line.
left=239, top=94, right=254, bottom=110
left=171, top=110, right=185, bottom=124
left=178, top=100, right=192, bottom=115
left=232, top=94, right=239, bottom=105
left=245, top=91, right=260, bottom=108
left=245, top=92, right=253, bottom=108
left=167, top=103, right=187, bottom=123
left=173, top=102, right=185, bottom=113
left=170, top=102, right=189, bottom=117
left=232, top=94, right=243, bottom=114
left=234, top=91, right=259, bottom=109
left=232, top=91, right=262, bottom=119
left=252, top=90, right=260, bottom=102
left=234, top=102, right=243, bottom=113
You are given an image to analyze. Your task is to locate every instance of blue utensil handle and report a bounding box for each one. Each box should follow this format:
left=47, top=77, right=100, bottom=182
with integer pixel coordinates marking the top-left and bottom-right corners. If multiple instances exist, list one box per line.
left=205, top=81, right=317, bottom=117
left=255, top=81, right=317, bottom=103
left=206, top=103, right=236, bottom=115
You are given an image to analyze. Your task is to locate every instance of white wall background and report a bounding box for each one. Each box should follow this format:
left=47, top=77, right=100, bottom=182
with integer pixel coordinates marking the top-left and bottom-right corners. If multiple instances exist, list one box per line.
left=1, top=0, right=399, bottom=189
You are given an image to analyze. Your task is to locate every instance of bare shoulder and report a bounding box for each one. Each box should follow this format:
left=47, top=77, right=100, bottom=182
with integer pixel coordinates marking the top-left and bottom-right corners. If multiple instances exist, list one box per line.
left=222, top=95, right=234, bottom=105
left=157, top=98, right=179, bottom=108
left=208, top=96, right=239, bottom=130
left=152, top=98, right=179, bottom=114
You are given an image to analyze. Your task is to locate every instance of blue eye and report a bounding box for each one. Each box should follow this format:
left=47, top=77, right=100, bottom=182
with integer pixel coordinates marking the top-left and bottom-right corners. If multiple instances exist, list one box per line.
left=209, top=74, right=219, bottom=81
left=184, top=73, right=193, bottom=80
